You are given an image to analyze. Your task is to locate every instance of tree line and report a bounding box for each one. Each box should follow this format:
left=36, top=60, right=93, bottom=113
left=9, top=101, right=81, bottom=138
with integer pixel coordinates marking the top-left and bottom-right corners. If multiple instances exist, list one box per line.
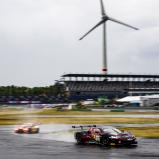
left=0, top=83, right=66, bottom=103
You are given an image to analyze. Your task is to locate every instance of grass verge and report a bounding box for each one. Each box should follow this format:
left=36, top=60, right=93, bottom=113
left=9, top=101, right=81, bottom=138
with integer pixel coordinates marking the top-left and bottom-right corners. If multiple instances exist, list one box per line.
left=0, top=108, right=159, bottom=115
left=0, top=116, right=159, bottom=125
left=35, top=109, right=159, bottom=115
left=122, top=126, right=159, bottom=138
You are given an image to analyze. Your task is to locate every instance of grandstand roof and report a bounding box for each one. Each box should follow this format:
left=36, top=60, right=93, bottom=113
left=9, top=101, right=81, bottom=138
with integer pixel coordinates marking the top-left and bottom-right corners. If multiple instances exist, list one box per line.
left=62, top=73, right=159, bottom=78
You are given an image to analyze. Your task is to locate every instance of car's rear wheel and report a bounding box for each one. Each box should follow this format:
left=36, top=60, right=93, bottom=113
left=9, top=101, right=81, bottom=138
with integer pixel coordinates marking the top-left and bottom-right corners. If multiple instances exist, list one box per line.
left=75, top=132, right=84, bottom=144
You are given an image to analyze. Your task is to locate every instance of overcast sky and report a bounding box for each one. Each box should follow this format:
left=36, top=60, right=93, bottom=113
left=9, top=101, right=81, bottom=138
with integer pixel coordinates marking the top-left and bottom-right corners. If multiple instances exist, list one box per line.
left=0, top=0, right=159, bottom=87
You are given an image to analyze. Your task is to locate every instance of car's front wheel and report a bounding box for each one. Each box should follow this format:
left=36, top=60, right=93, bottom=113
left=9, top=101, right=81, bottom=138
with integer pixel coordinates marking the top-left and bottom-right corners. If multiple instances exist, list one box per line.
left=100, top=135, right=111, bottom=146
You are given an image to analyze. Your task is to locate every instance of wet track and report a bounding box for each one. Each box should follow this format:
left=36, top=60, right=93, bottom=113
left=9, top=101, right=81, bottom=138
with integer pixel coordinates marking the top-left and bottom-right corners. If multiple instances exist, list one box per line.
left=0, top=125, right=159, bottom=159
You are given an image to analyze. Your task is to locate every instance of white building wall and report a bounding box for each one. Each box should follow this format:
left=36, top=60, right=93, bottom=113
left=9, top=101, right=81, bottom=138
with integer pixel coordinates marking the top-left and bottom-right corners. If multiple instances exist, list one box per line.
left=141, top=96, right=159, bottom=106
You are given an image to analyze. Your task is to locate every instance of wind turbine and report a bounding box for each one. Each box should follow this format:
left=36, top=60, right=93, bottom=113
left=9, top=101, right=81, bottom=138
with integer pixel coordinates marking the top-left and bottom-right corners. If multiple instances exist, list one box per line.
left=79, top=0, right=139, bottom=74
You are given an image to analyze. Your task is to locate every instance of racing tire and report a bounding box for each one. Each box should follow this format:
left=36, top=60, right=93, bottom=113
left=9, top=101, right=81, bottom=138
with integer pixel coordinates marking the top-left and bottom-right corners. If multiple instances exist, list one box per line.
left=28, top=128, right=32, bottom=134
left=75, top=132, right=84, bottom=144
left=36, top=128, right=39, bottom=133
left=100, top=135, right=111, bottom=146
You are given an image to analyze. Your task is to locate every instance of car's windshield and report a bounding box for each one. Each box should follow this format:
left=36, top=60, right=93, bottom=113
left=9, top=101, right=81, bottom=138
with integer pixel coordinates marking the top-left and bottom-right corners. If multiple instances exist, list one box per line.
left=103, top=128, right=121, bottom=135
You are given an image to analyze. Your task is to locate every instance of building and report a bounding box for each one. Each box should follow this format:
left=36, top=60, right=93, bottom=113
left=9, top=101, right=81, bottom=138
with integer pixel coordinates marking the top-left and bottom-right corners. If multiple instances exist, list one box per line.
left=117, top=94, right=159, bottom=107
left=60, top=73, right=159, bottom=101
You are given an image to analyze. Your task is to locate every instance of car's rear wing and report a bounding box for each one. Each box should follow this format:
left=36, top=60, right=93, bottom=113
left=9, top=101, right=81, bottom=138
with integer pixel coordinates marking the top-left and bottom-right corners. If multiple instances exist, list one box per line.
left=72, top=125, right=96, bottom=129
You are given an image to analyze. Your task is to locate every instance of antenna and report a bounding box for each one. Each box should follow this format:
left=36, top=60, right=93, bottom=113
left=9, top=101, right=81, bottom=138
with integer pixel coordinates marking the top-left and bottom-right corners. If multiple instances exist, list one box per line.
left=79, top=0, right=139, bottom=74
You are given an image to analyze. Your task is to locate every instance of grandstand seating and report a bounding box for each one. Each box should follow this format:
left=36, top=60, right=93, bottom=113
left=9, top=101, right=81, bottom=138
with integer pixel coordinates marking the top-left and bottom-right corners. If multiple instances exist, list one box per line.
left=62, top=74, right=159, bottom=100
left=65, top=81, right=159, bottom=91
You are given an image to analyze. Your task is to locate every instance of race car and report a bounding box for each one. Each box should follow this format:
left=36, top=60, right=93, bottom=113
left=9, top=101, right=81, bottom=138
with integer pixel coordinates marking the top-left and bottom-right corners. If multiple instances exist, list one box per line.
left=72, top=125, right=137, bottom=146
left=14, top=123, right=40, bottom=134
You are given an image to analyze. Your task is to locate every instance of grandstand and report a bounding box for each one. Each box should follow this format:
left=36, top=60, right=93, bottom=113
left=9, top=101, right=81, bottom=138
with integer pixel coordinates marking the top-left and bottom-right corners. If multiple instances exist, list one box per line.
left=60, top=74, right=159, bottom=100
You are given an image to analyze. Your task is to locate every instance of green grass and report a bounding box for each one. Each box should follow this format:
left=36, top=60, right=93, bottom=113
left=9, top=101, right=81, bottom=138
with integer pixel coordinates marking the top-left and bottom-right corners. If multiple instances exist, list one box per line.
left=0, top=108, right=159, bottom=125
left=122, top=126, right=159, bottom=138
left=0, top=107, right=159, bottom=115
left=35, top=109, right=159, bottom=115
left=0, top=115, right=159, bottom=125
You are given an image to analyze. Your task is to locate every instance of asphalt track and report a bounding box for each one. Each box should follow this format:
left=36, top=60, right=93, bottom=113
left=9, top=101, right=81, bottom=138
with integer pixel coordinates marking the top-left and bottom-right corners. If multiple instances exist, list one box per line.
left=0, top=125, right=159, bottom=159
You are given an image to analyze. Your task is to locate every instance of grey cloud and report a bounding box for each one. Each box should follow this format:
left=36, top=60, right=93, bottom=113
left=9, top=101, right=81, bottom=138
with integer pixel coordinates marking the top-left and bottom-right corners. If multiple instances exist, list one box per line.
left=0, top=0, right=159, bottom=86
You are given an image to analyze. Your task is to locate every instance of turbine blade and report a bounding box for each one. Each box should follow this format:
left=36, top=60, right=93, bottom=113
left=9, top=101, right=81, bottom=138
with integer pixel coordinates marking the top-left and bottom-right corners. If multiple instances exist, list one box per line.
left=79, top=19, right=105, bottom=40
left=100, top=0, right=106, bottom=16
left=109, top=17, right=139, bottom=30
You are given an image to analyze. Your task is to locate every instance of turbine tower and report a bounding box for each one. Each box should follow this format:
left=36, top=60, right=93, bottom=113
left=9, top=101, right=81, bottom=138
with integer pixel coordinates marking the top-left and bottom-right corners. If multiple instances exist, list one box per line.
left=79, top=0, right=139, bottom=74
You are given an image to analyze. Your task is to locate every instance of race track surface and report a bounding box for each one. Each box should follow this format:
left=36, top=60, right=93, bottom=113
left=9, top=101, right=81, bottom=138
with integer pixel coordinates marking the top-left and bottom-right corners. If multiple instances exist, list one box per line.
left=0, top=125, right=159, bottom=159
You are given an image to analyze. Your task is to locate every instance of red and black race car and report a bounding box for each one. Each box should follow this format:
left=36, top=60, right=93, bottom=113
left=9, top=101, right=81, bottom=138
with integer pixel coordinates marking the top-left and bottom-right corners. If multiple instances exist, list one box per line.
left=72, top=125, right=137, bottom=146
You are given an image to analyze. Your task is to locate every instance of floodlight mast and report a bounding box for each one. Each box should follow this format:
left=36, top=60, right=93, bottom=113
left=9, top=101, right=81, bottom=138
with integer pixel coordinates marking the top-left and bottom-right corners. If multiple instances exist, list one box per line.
left=79, top=0, right=139, bottom=74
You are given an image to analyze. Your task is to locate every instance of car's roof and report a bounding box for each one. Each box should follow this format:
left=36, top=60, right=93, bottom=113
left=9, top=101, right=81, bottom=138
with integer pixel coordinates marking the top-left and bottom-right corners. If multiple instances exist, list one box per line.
left=102, top=127, right=121, bottom=135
